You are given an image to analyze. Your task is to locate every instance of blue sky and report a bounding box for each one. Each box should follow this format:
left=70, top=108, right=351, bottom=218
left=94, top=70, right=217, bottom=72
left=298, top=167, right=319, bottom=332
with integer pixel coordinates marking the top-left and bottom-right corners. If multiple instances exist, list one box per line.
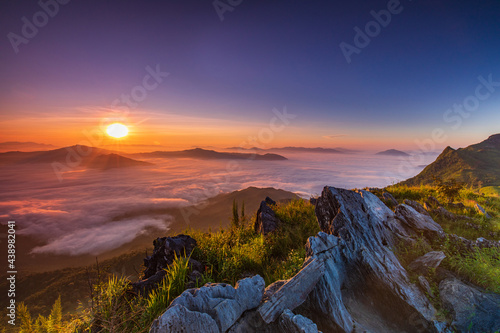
left=1, top=0, right=499, bottom=149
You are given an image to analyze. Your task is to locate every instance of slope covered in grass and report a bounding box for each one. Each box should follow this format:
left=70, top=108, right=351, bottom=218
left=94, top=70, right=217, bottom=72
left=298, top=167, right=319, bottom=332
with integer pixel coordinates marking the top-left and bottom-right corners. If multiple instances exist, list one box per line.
left=402, top=134, right=500, bottom=187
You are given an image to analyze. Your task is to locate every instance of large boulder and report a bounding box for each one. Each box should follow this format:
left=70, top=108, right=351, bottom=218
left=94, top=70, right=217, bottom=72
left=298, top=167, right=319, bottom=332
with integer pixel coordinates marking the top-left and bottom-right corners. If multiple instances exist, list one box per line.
left=382, top=192, right=398, bottom=206
left=152, top=275, right=265, bottom=333
left=143, top=234, right=197, bottom=279
left=132, top=234, right=197, bottom=294
left=395, top=204, right=444, bottom=239
left=408, top=251, right=446, bottom=275
left=439, top=277, right=500, bottom=332
left=149, top=304, right=219, bottom=333
left=299, top=187, right=440, bottom=332
left=254, top=197, right=280, bottom=235
left=404, top=199, right=430, bottom=215
left=258, top=258, right=325, bottom=323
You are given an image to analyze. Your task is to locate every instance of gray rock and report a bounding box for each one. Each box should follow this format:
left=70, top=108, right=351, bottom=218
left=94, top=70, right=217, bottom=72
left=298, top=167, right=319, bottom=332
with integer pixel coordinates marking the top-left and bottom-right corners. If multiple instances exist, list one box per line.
left=417, top=276, right=434, bottom=298
left=255, top=199, right=280, bottom=235
left=404, top=199, right=429, bottom=215
left=439, top=277, right=500, bottom=332
left=427, top=196, right=441, bottom=209
left=301, top=187, right=438, bottom=333
left=161, top=275, right=265, bottom=332
left=447, top=234, right=500, bottom=252
left=279, top=309, right=321, bottom=333
left=474, top=203, right=492, bottom=219
left=227, top=309, right=279, bottom=333
left=149, top=304, right=219, bottom=333
left=448, top=202, right=466, bottom=210
left=258, top=258, right=325, bottom=324
left=408, top=251, right=446, bottom=275
left=432, top=207, right=472, bottom=221
left=382, top=192, right=398, bottom=206
left=395, top=204, right=444, bottom=239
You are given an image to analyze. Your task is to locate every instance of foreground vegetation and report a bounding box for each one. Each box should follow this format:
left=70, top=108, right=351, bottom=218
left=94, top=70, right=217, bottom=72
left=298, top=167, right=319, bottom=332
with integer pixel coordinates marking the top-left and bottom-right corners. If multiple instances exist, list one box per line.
left=5, top=199, right=318, bottom=333
left=387, top=183, right=500, bottom=294
left=4, top=183, right=499, bottom=332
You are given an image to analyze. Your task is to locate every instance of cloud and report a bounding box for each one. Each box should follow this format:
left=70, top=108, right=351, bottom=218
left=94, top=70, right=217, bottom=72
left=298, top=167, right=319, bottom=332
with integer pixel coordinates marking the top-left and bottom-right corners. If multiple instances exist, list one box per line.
left=0, top=152, right=439, bottom=256
left=31, top=216, right=171, bottom=255
left=322, top=134, right=347, bottom=139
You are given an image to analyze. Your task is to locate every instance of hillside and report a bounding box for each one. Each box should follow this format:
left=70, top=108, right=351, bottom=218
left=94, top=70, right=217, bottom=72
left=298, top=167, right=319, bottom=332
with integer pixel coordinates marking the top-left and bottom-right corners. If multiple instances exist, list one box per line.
left=402, top=134, right=500, bottom=186
left=133, top=148, right=287, bottom=160
left=376, top=149, right=410, bottom=157
left=0, top=145, right=152, bottom=170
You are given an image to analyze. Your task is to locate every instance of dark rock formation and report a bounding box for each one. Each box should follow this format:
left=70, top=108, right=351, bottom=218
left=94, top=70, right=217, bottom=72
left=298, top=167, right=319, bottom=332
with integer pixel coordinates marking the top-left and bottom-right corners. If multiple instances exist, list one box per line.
left=404, top=199, right=430, bottom=215
left=254, top=198, right=280, bottom=235
left=382, top=192, right=398, bottom=206
left=432, top=207, right=472, bottom=221
left=132, top=235, right=197, bottom=294
left=439, top=277, right=500, bottom=332
left=302, top=187, right=441, bottom=332
left=408, top=251, right=446, bottom=275
left=143, top=235, right=197, bottom=279
left=426, top=196, right=441, bottom=209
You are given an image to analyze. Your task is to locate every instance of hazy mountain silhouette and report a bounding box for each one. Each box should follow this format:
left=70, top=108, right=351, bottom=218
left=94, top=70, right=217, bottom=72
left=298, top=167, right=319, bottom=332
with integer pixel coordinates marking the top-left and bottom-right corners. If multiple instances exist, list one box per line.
left=226, top=146, right=349, bottom=154
left=0, top=145, right=152, bottom=169
left=376, top=149, right=410, bottom=157
left=0, top=141, right=57, bottom=152
left=134, top=148, right=287, bottom=160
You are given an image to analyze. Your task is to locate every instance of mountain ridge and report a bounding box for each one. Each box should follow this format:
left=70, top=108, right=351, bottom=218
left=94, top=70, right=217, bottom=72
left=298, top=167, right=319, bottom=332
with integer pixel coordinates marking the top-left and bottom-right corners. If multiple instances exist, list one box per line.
left=402, top=134, right=500, bottom=186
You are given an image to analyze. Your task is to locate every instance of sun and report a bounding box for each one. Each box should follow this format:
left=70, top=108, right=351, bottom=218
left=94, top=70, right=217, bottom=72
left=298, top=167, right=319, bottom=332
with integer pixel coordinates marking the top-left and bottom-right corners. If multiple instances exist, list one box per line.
left=106, top=123, right=129, bottom=138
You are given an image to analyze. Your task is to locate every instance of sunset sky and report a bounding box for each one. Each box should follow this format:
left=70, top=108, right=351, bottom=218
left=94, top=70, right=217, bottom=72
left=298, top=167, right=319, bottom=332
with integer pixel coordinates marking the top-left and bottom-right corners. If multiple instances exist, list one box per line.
left=1, top=0, right=499, bottom=151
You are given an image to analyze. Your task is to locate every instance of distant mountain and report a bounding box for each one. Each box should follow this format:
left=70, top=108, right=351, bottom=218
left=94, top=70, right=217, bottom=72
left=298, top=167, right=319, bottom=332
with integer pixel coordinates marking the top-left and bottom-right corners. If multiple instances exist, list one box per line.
left=134, top=148, right=287, bottom=161
left=0, top=145, right=152, bottom=170
left=402, top=134, right=500, bottom=186
left=225, top=146, right=351, bottom=154
left=376, top=149, right=410, bottom=157
left=0, top=141, right=57, bottom=152
left=86, top=153, right=152, bottom=170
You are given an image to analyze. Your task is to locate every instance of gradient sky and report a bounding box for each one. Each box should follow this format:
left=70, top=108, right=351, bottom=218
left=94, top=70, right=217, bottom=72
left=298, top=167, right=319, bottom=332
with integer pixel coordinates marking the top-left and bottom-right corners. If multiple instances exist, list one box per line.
left=1, top=0, right=499, bottom=151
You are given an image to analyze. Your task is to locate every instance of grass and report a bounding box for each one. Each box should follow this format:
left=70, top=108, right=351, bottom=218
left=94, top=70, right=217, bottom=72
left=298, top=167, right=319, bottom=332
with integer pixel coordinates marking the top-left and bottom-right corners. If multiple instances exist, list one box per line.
left=187, top=199, right=319, bottom=285
left=389, top=184, right=500, bottom=294
left=6, top=199, right=318, bottom=333
left=8, top=190, right=498, bottom=332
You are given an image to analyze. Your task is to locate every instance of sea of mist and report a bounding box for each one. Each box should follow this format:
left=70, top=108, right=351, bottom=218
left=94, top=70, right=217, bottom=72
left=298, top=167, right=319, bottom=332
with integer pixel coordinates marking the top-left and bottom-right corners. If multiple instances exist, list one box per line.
left=0, top=151, right=438, bottom=257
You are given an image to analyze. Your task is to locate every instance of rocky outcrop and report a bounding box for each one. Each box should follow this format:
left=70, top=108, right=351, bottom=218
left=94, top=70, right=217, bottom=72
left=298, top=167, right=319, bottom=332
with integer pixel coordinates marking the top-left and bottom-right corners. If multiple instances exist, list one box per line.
left=447, top=234, right=500, bottom=251
left=151, top=275, right=265, bottom=333
left=149, top=304, right=219, bottom=333
left=382, top=192, right=398, bottom=206
left=439, top=277, right=500, bottom=332
left=395, top=204, right=444, bottom=239
left=254, top=197, right=280, bottom=235
left=279, top=309, right=321, bottom=333
left=474, top=203, right=492, bottom=219
left=408, top=251, right=446, bottom=275
left=258, top=258, right=325, bottom=324
left=432, top=207, right=472, bottom=221
left=133, top=235, right=197, bottom=294
left=426, top=196, right=441, bottom=209
left=404, top=199, right=430, bottom=215
left=300, top=187, right=441, bottom=332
